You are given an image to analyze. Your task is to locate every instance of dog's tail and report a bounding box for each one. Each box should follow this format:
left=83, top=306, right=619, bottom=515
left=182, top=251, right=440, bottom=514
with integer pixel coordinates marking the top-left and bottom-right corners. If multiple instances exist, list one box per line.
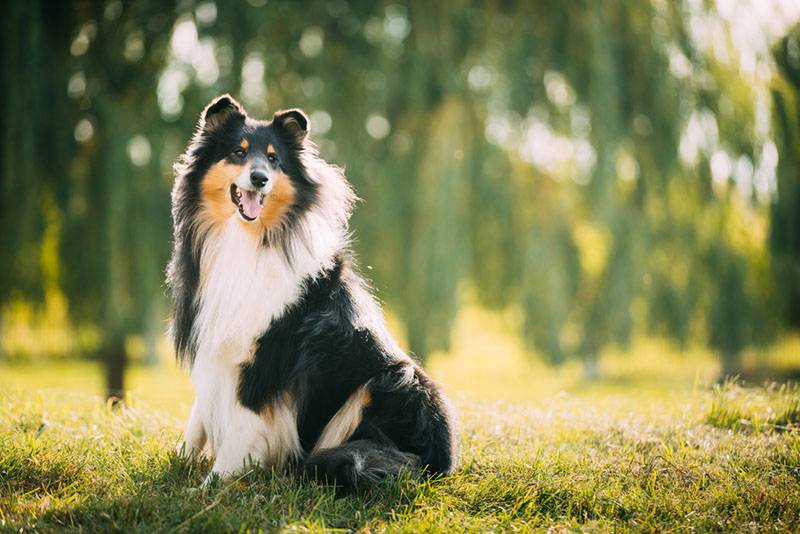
left=303, top=439, right=419, bottom=490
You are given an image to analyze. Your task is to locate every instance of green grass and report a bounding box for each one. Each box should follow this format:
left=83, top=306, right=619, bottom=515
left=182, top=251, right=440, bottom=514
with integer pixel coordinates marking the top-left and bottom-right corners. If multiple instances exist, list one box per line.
left=707, top=382, right=800, bottom=433
left=2, top=310, right=800, bottom=532
left=2, top=384, right=799, bottom=532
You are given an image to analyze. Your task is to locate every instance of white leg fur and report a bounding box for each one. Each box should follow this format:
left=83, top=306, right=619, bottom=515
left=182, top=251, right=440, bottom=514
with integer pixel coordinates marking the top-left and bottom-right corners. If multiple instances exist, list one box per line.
left=208, top=407, right=269, bottom=476
left=178, top=399, right=206, bottom=457
left=197, top=387, right=301, bottom=488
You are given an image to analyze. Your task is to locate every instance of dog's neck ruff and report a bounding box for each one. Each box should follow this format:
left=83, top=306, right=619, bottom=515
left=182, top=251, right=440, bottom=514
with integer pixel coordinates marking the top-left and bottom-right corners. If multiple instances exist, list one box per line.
left=191, top=210, right=343, bottom=368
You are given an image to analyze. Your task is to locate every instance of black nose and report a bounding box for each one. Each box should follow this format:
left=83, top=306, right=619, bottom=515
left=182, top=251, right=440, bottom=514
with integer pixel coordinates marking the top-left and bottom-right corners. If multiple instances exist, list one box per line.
left=250, top=169, right=268, bottom=188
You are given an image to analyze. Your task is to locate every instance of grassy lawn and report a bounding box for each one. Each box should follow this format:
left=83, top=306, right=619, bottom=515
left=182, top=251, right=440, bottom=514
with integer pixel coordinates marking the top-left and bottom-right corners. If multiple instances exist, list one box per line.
left=1, top=310, right=799, bottom=532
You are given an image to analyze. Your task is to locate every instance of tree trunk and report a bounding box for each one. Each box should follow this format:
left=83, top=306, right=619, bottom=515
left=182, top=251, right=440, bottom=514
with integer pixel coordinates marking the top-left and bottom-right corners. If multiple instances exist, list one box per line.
left=144, top=301, right=161, bottom=366
left=719, top=349, right=740, bottom=382
left=407, top=313, right=429, bottom=362
left=583, top=352, right=600, bottom=381
left=105, top=332, right=126, bottom=403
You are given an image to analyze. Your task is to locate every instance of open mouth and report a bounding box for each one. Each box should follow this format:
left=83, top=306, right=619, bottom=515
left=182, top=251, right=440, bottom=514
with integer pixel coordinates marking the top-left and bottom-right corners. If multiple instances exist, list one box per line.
left=230, top=184, right=266, bottom=221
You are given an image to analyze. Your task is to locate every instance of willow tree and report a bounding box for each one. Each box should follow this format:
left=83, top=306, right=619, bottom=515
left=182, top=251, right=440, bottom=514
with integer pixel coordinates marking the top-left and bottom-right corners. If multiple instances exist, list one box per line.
left=59, top=0, right=176, bottom=396
left=0, top=1, right=75, bottom=357
left=424, top=0, right=782, bottom=375
left=771, top=25, right=800, bottom=331
left=2, top=0, right=795, bottom=393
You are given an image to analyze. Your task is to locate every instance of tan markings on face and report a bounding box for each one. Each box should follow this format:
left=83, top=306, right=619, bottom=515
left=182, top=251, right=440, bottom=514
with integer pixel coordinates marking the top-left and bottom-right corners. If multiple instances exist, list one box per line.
left=266, top=144, right=274, bottom=154
left=312, top=383, right=372, bottom=453
left=240, top=138, right=249, bottom=150
left=200, top=160, right=245, bottom=226
left=239, top=169, right=297, bottom=238
left=261, top=170, right=296, bottom=228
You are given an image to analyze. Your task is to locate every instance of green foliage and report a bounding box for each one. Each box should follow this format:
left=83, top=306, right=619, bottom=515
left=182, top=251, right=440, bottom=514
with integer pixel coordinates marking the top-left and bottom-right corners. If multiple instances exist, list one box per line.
left=1, top=0, right=799, bottom=377
left=771, top=24, right=800, bottom=330
left=0, top=2, right=75, bottom=305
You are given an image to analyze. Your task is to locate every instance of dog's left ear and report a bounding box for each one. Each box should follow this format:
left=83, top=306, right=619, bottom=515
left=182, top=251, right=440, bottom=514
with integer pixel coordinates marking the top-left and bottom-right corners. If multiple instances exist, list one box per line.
left=201, top=94, right=245, bottom=132
left=273, top=109, right=309, bottom=141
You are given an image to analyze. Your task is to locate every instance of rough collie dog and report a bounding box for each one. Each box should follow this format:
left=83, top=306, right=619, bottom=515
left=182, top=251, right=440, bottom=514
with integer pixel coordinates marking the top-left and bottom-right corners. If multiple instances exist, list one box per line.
left=166, top=95, right=457, bottom=488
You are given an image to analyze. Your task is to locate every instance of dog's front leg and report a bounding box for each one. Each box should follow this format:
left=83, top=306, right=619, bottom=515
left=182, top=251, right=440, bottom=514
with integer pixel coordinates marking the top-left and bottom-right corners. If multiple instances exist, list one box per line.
left=203, top=407, right=264, bottom=484
left=177, top=399, right=206, bottom=457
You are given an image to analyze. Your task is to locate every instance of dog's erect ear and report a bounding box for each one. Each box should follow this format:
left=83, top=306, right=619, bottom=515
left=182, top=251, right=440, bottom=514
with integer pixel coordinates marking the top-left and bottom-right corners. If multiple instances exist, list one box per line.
left=201, top=94, right=245, bottom=132
left=272, top=109, right=309, bottom=141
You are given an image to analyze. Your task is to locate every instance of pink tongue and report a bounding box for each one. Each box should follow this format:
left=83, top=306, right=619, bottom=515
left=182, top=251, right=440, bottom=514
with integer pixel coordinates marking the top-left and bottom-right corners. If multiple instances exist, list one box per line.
left=240, top=190, right=263, bottom=219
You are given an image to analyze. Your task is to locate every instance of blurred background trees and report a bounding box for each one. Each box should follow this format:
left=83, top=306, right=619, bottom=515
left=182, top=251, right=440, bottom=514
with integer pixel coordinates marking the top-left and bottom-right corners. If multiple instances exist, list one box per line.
left=1, top=0, right=799, bottom=395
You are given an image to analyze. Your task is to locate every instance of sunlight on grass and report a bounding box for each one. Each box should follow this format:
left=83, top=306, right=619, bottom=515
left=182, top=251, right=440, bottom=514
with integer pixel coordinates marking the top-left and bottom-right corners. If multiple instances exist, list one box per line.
left=1, top=305, right=797, bottom=420
left=707, top=381, right=800, bottom=432
left=2, top=379, right=799, bottom=531
left=0, top=358, right=194, bottom=419
left=427, top=306, right=721, bottom=406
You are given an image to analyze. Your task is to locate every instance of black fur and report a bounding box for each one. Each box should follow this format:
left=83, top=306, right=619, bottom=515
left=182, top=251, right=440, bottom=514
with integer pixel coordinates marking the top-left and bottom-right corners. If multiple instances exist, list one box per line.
left=304, top=440, right=419, bottom=490
left=238, top=254, right=457, bottom=483
left=167, top=95, right=458, bottom=489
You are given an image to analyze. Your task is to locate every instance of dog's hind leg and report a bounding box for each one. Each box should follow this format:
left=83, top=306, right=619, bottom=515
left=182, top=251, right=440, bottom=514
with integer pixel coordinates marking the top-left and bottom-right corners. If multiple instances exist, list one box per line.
left=303, top=440, right=420, bottom=490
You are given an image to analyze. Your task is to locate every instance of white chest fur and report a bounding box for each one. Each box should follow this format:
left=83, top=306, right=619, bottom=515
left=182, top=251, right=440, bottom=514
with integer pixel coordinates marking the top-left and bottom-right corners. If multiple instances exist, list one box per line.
left=193, top=215, right=340, bottom=363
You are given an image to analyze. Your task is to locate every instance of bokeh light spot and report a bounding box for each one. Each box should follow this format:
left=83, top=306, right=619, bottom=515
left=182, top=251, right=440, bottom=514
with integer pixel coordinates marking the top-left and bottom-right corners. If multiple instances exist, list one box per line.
left=366, top=114, right=391, bottom=140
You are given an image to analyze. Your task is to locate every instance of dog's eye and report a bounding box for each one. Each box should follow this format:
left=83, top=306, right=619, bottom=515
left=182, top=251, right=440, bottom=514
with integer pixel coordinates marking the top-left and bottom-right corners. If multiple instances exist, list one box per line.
left=232, top=148, right=246, bottom=159
left=267, top=153, right=278, bottom=163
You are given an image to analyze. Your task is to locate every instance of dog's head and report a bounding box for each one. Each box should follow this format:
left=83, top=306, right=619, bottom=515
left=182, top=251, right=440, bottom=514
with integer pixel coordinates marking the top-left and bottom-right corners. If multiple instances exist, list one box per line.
left=183, top=94, right=318, bottom=239
left=169, top=94, right=356, bottom=363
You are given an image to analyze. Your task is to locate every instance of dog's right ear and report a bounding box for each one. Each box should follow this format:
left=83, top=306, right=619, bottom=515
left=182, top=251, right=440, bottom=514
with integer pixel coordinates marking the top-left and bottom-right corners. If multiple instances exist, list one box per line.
left=200, top=94, right=245, bottom=132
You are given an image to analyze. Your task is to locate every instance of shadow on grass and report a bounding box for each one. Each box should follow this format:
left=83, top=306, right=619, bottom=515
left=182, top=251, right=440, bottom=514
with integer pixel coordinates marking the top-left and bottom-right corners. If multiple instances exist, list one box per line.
left=0, top=452, right=84, bottom=499
left=30, top=452, right=429, bottom=532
